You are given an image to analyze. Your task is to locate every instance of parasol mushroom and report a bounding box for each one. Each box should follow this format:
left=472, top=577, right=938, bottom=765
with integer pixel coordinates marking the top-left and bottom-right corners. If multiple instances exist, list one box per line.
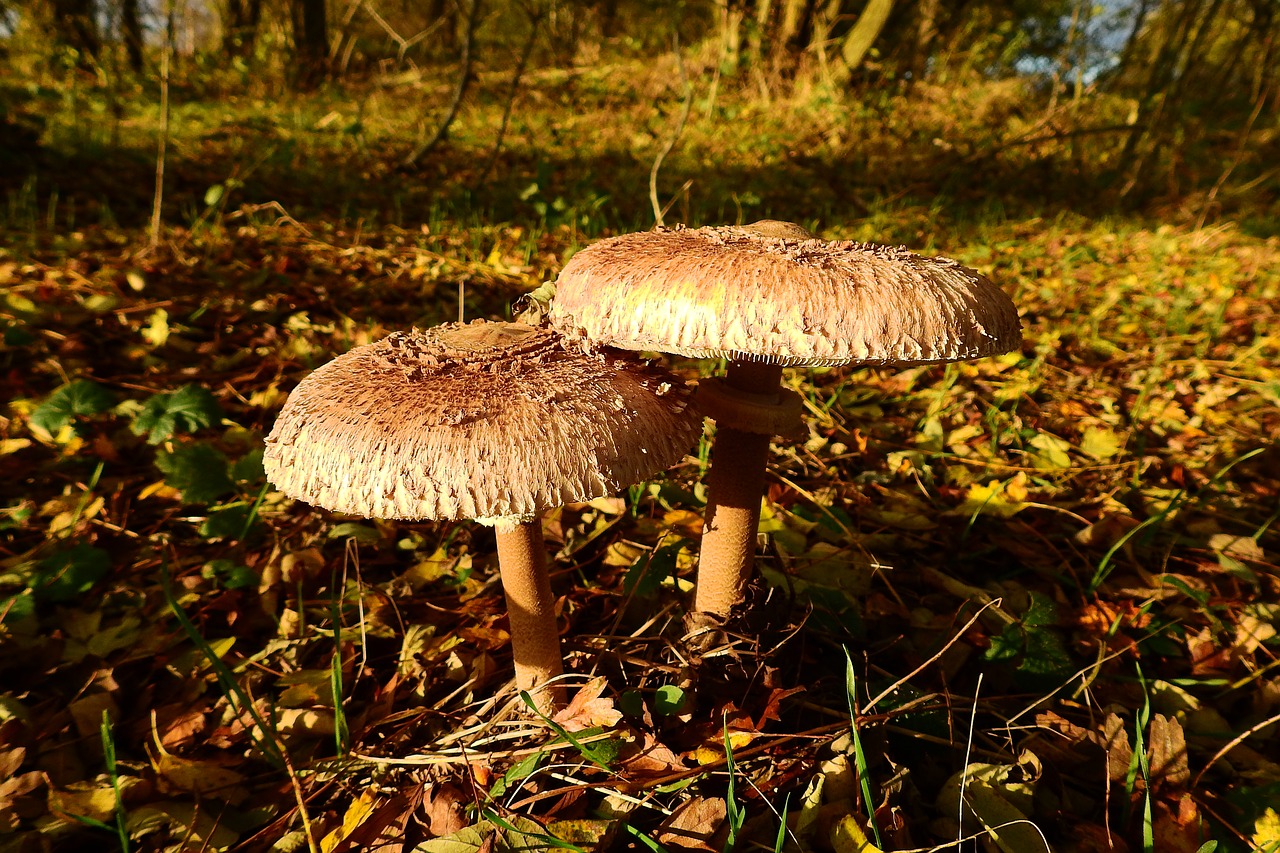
left=263, top=320, right=702, bottom=712
left=549, top=221, right=1022, bottom=619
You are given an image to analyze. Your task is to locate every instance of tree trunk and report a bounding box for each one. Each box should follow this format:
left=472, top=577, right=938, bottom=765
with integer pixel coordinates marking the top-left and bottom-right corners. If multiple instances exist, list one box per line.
left=748, top=0, right=772, bottom=67
left=599, top=0, right=620, bottom=39
left=906, top=0, right=939, bottom=81
left=718, top=0, right=747, bottom=75
left=50, top=0, right=101, bottom=62
left=1112, top=0, right=1153, bottom=83
left=121, top=0, right=144, bottom=71
left=836, top=0, right=895, bottom=81
left=428, top=0, right=457, bottom=54
left=291, top=0, right=329, bottom=88
left=221, top=0, right=264, bottom=57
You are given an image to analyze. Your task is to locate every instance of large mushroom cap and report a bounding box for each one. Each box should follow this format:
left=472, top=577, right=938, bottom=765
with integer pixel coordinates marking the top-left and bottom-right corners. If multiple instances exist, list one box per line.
left=264, top=321, right=701, bottom=523
left=550, top=223, right=1022, bottom=366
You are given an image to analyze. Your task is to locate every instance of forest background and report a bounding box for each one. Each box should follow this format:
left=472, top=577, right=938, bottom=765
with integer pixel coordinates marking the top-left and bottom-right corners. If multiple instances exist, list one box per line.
left=2, top=0, right=1280, bottom=851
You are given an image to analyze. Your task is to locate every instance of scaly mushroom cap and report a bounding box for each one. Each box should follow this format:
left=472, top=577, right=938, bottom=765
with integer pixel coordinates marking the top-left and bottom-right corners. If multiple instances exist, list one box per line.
left=263, top=321, right=701, bottom=523
left=550, top=224, right=1022, bottom=366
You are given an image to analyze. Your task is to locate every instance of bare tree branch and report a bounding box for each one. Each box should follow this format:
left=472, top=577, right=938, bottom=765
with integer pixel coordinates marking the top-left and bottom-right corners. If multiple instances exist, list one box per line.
left=649, top=35, right=693, bottom=227
left=401, top=0, right=481, bottom=169
left=475, top=2, right=543, bottom=187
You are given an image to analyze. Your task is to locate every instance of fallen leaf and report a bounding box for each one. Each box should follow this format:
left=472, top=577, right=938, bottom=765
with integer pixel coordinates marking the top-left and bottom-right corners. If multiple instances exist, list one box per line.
left=954, top=474, right=1030, bottom=518
left=553, top=677, right=623, bottom=732
left=656, top=796, right=726, bottom=853
left=935, top=752, right=1051, bottom=853
left=1147, top=714, right=1190, bottom=789
left=322, top=788, right=379, bottom=853
left=1152, top=794, right=1204, bottom=853
left=151, top=748, right=248, bottom=802
left=424, top=783, right=469, bottom=837
left=1254, top=808, right=1280, bottom=850
left=830, top=814, right=886, bottom=853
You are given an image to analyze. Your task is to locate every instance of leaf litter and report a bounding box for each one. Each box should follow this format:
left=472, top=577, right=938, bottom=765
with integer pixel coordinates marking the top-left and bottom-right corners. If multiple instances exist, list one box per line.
left=0, top=217, right=1278, bottom=852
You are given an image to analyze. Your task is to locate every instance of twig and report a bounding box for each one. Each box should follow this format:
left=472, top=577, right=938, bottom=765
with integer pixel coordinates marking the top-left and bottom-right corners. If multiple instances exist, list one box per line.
left=864, top=600, right=1005, bottom=712
left=649, top=34, right=693, bottom=227
left=401, top=0, right=482, bottom=168
left=1196, top=80, right=1273, bottom=228
left=1190, top=708, right=1280, bottom=791
left=148, top=0, right=174, bottom=250
left=475, top=3, right=543, bottom=187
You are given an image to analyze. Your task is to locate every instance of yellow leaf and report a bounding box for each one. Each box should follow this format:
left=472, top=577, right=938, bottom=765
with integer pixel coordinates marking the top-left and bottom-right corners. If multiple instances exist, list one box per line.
left=662, top=508, right=705, bottom=537
left=1081, top=426, right=1124, bottom=460
left=1028, top=433, right=1072, bottom=469
left=603, top=540, right=645, bottom=567
left=1253, top=807, right=1280, bottom=849
left=139, top=479, right=181, bottom=500
left=0, top=438, right=32, bottom=455
left=322, top=789, right=379, bottom=853
left=956, top=474, right=1030, bottom=519
left=584, top=496, right=626, bottom=515
left=153, top=750, right=248, bottom=799
left=548, top=819, right=616, bottom=845
left=141, top=308, right=169, bottom=347
left=48, top=783, right=123, bottom=823
left=830, top=815, right=886, bottom=853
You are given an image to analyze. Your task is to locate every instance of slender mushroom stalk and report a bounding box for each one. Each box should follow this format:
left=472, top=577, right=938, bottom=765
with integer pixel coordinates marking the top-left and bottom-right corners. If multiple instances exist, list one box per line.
left=490, top=516, right=563, bottom=713
left=695, top=362, right=783, bottom=616
left=549, top=222, right=1023, bottom=620
left=264, top=321, right=702, bottom=713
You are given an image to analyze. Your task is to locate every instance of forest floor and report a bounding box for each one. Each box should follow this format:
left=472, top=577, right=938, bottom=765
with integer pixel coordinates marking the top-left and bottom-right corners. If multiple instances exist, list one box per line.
left=2, top=59, right=1280, bottom=853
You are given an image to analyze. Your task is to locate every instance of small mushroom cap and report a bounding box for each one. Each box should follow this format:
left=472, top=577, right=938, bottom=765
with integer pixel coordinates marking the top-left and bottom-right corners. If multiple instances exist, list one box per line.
left=550, top=223, right=1021, bottom=366
left=263, top=321, right=701, bottom=522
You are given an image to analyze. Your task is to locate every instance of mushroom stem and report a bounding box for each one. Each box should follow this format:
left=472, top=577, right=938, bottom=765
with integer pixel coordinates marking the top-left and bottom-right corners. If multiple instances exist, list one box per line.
left=494, top=517, right=565, bottom=713
left=694, top=361, right=784, bottom=617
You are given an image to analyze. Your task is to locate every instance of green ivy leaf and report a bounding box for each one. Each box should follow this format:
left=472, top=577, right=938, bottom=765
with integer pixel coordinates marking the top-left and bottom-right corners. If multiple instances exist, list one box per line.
left=34, top=544, right=111, bottom=602
left=156, top=444, right=234, bottom=504
left=132, top=385, right=223, bottom=444
left=231, top=448, right=266, bottom=485
left=3, top=321, right=35, bottom=347
left=327, top=523, right=380, bottom=544
left=984, top=625, right=1023, bottom=663
left=199, top=503, right=256, bottom=540
left=654, top=684, right=687, bottom=716
left=30, top=380, right=116, bottom=435
left=623, top=544, right=679, bottom=598
left=202, top=558, right=257, bottom=590
left=1, top=591, right=36, bottom=624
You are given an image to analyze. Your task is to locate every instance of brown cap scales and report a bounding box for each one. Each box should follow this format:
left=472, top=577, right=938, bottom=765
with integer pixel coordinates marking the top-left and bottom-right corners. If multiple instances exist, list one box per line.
left=264, top=321, right=701, bottom=523
left=550, top=224, right=1022, bottom=366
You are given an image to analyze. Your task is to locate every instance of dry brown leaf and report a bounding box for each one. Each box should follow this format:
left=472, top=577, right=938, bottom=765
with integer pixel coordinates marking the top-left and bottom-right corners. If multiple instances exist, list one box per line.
left=756, top=686, right=805, bottom=729
left=656, top=796, right=727, bottom=853
left=157, top=705, right=208, bottom=749
left=1067, top=824, right=1132, bottom=853
left=1101, top=713, right=1133, bottom=783
left=1232, top=613, right=1277, bottom=658
left=662, top=508, right=705, bottom=537
left=276, top=708, right=337, bottom=738
left=424, top=783, right=469, bottom=837
left=67, top=693, right=118, bottom=740
left=1147, top=714, right=1190, bottom=789
left=1152, top=794, right=1204, bottom=853
left=553, top=677, right=623, bottom=732
left=152, top=749, right=248, bottom=801
left=0, top=746, right=25, bottom=779
left=620, top=733, right=684, bottom=777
